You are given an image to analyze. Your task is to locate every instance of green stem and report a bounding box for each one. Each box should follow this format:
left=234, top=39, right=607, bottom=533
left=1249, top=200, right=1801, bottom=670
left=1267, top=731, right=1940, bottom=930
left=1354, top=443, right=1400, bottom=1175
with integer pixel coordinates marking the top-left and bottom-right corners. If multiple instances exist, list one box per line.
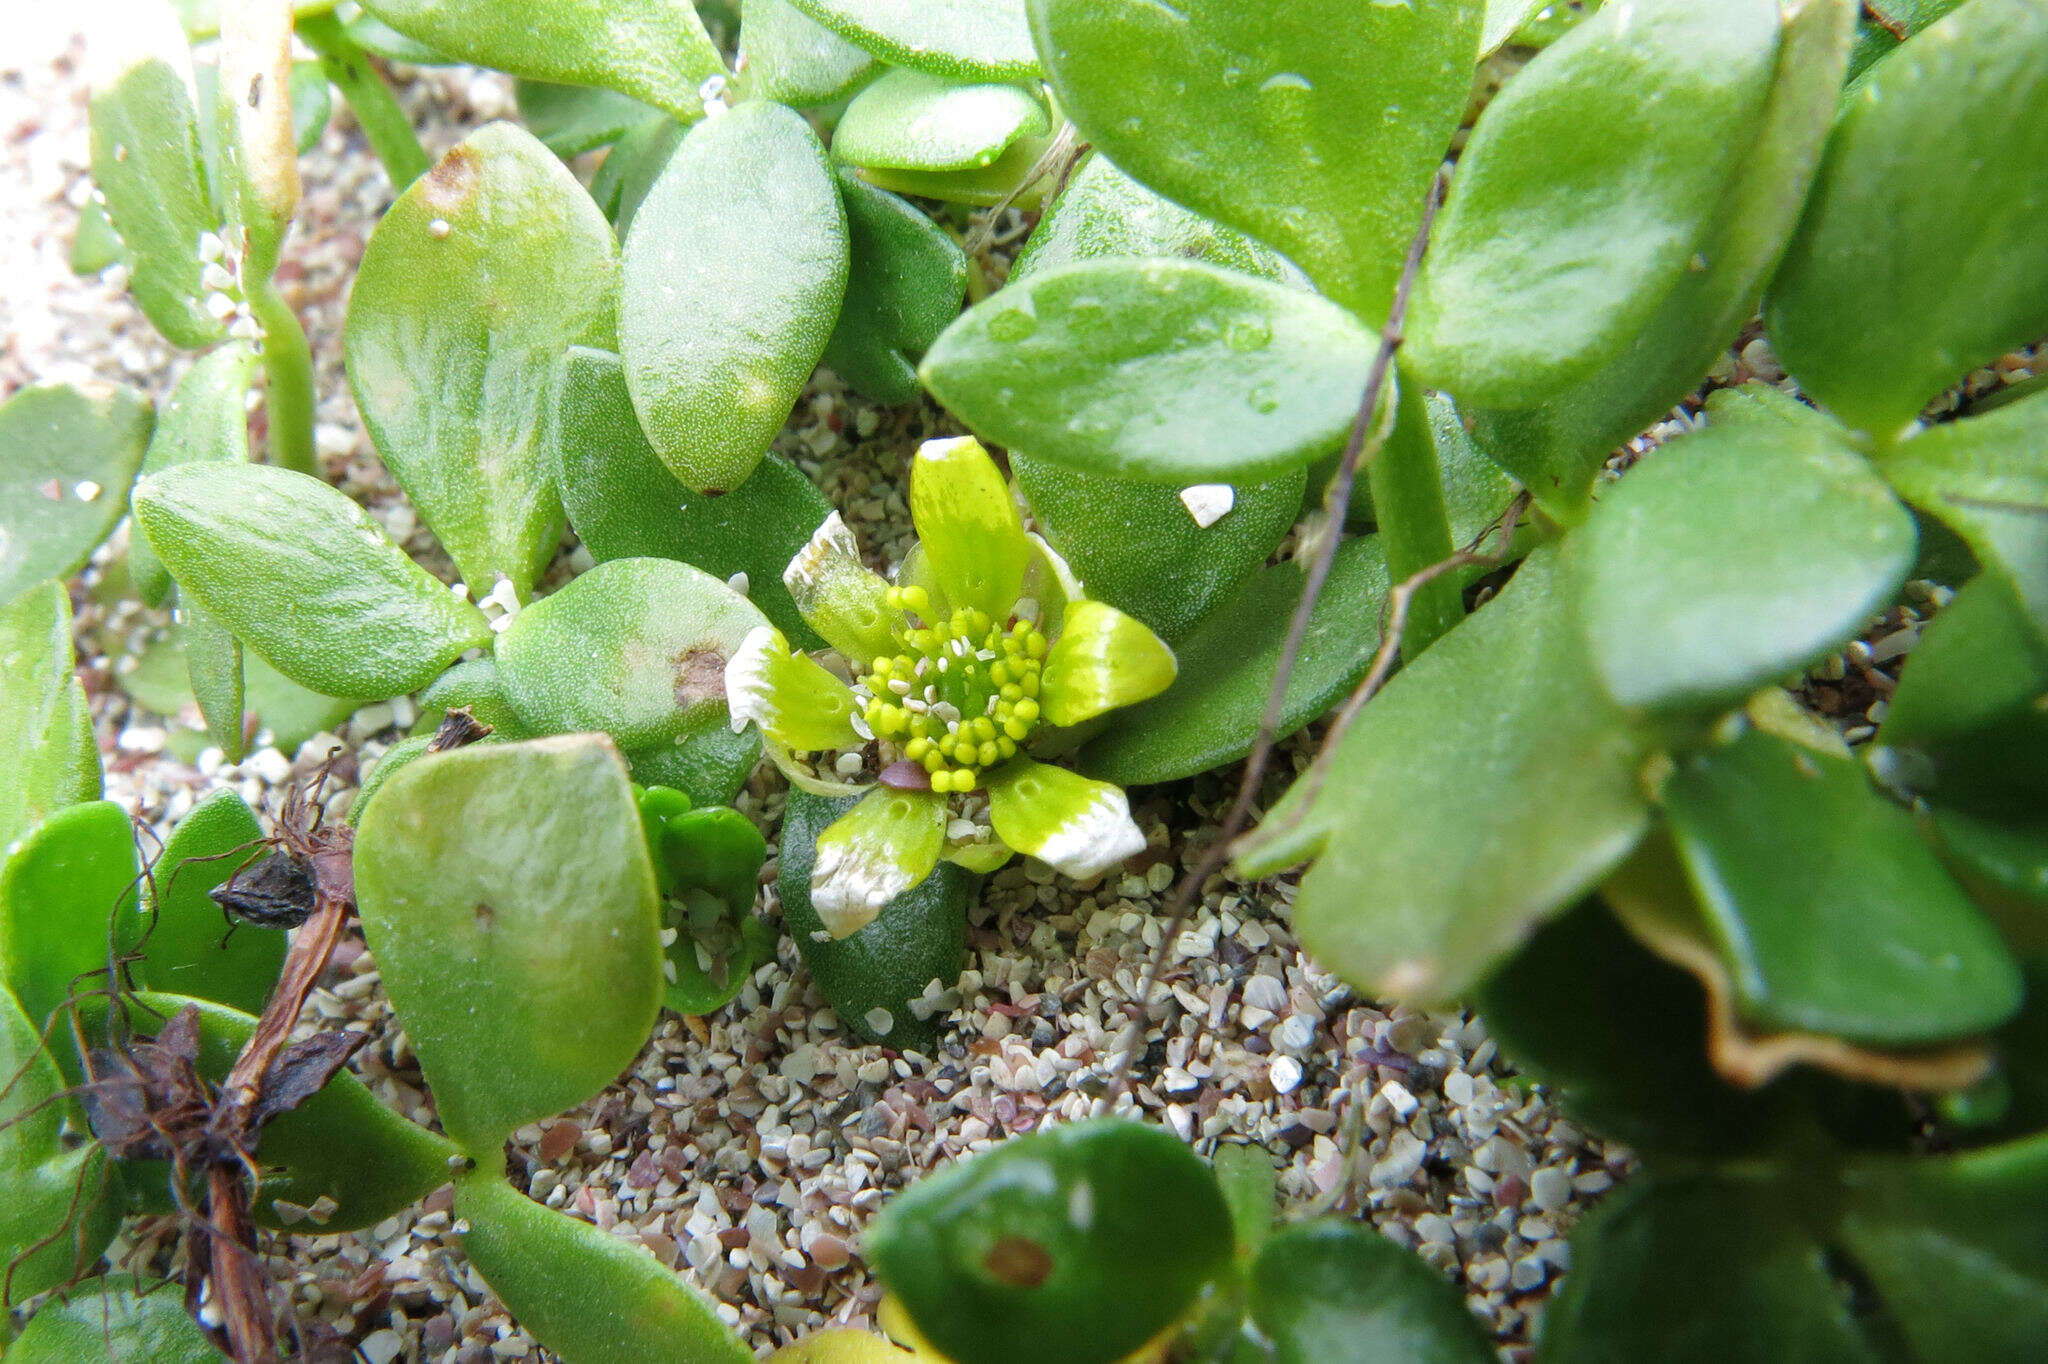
left=297, top=13, right=432, bottom=188
left=249, top=279, right=318, bottom=475
left=1369, top=359, right=1464, bottom=658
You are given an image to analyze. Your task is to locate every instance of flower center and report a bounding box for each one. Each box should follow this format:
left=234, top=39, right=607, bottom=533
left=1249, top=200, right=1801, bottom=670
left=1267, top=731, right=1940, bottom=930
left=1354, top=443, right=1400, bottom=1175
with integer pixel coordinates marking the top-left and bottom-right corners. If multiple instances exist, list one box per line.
left=856, top=586, right=1045, bottom=793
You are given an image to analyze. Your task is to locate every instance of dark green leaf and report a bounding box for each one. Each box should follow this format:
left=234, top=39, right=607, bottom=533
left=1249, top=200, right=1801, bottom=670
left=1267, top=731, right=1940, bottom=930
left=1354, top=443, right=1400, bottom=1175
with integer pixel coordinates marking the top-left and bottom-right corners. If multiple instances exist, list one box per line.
left=290, top=60, right=332, bottom=154
left=555, top=346, right=831, bottom=647
left=1247, top=1221, right=1494, bottom=1364
left=1465, top=0, right=1853, bottom=522
left=1877, top=389, right=2048, bottom=639
left=789, top=0, right=1039, bottom=80
left=1541, top=1174, right=1876, bottom=1363
left=821, top=169, right=968, bottom=405
left=89, top=49, right=224, bottom=348
left=1012, top=452, right=1302, bottom=645
left=1409, top=0, right=1782, bottom=407
left=1239, top=548, right=1649, bottom=1002
left=514, top=80, right=663, bottom=158
left=1663, top=727, right=2020, bottom=1047
left=1369, top=368, right=1462, bottom=656
left=416, top=656, right=537, bottom=742
left=1010, top=151, right=1293, bottom=285
left=639, top=794, right=773, bottom=1016
left=178, top=590, right=244, bottom=762
left=139, top=789, right=281, bottom=1016
left=0, top=581, right=102, bottom=854
left=870, top=1117, right=1233, bottom=1364
left=738, top=0, right=880, bottom=106
left=1837, top=1134, right=2048, bottom=1362
left=779, top=790, right=968, bottom=1049
left=346, top=123, right=618, bottom=597
left=1880, top=573, right=2048, bottom=751
left=0, top=383, right=153, bottom=604
left=590, top=116, right=686, bottom=234
left=1576, top=421, right=1917, bottom=712
left=353, top=736, right=664, bottom=1154
left=1077, top=538, right=1387, bottom=788
left=132, top=462, right=493, bottom=700
left=8, top=1279, right=219, bottom=1363
left=852, top=129, right=1056, bottom=208
left=495, top=556, right=767, bottom=752
left=129, top=342, right=255, bottom=608
left=357, top=0, right=729, bottom=121
left=923, top=258, right=1376, bottom=484
left=455, top=1169, right=752, bottom=1363
left=1765, top=0, right=2048, bottom=445
left=0, top=800, right=138, bottom=1032
left=624, top=726, right=763, bottom=810
left=621, top=101, right=848, bottom=494
left=1031, top=0, right=1478, bottom=320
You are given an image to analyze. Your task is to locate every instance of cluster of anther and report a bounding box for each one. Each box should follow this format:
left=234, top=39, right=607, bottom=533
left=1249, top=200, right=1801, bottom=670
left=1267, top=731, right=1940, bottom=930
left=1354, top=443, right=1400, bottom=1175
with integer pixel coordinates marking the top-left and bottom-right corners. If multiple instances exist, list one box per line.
left=855, top=585, right=1045, bottom=793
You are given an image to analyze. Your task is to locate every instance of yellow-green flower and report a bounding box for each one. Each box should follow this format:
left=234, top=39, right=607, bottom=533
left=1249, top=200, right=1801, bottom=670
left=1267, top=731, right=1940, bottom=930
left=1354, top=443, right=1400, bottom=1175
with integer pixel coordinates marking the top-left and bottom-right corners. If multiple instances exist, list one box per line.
left=727, top=437, right=1177, bottom=936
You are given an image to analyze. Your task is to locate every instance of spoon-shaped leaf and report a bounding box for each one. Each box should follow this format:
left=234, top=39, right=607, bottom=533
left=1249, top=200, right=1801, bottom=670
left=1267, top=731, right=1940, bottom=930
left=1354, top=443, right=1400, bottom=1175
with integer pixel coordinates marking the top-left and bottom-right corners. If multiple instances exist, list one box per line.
left=132, top=462, right=493, bottom=700
left=347, top=123, right=619, bottom=598
left=1247, top=1221, right=1495, bottom=1364
left=0, top=582, right=102, bottom=854
left=922, top=257, right=1376, bottom=484
left=1030, top=0, right=1478, bottom=322
left=357, top=0, right=727, bottom=121
left=1010, top=151, right=1294, bottom=286
left=354, top=736, right=664, bottom=1155
left=622, top=101, right=848, bottom=494
left=739, top=0, right=879, bottom=106
left=0, top=383, right=153, bottom=605
left=139, top=789, right=281, bottom=1016
left=6, top=1279, right=218, bottom=1363
left=833, top=68, right=1048, bottom=172
left=0, top=801, right=139, bottom=1033
left=130, top=343, right=256, bottom=607
left=789, top=0, right=1039, bottom=80
left=0, top=986, right=120, bottom=1306
left=822, top=170, right=969, bottom=405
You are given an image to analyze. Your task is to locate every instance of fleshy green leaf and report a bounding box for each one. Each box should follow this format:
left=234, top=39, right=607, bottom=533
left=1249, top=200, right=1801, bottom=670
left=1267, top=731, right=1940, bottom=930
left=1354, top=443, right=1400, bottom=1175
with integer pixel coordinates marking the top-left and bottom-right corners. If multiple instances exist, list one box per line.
left=0, top=800, right=138, bottom=1032
left=354, top=736, right=664, bottom=1155
left=129, top=342, right=256, bottom=607
left=346, top=123, right=618, bottom=598
left=514, top=80, right=662, bottom=158
left=1663, top=727, right=2020, bottom=1047
left=357, top=0, right=728, bottom=121
left=290, top=60, right=332, bottom=154
left=1841, top=1135, right=2048, bottom=1359
left=853, top=129, right=1056, bottom=208
left=1575, top=421, right=1917, bottom=712
left=1880, top=573, right=2048, bottom=752
left=789, top=0, right=1038, bottom=80
left=1012, top=452, right=1301, bottom=645
left=780, top=789, right=970, bottom=1047
left=1766, top=0, right=2048, bottom=445
left=833, top=68, right=1047, bottom=172
left=70, top=196, right=125, bottom=275
left=0, top=581, right=103, bottom=855
left=0, top=383, right=153, bottom=604
left=555, top=346, right=832, bottom=647
left=624, top=726, right=764, bottom=809
left=132, top=462, right=494, bottom=700
left=89, top=43, right=224, bottom=348
left=923, top=258, right=1376, bottom=484
left=739, top=0, right=880, bottom=106
left=1466, top=0, right=1854, bottom=522
left=1541, top=1174, right=1876, bottom=1361
left=8, top=1280, right=218, bottom=1363
left=1369, top=366, right=1462, bottom=655
left=1247, top=1221, right=1494, bottom=1364
left=1877, top=390, right=2048, bottom=639
left=495, top=556, right=767, bottom=751
left=1239, top=548, right=1649, bottom=1003
left=139, top=789, right=280, bottom=1016
left=869, top=1117, right=1232, bottom=1364
left=1030, top=0, right=1479, bottom=321
left=0, top=987, right=118, bottom=1307
left=177, top=589, right=245, bottom=762
left=639, top=796, right=772, bottom=1016
left=1481, top=0, right=1547, bottom=55
left=1010, top=150, right=1294, bottom=285
left=591, top=116, right=686, bottom=235
left=621, top=101, right=848, bottom=494
left=1077, top=537, right=1388, bottom=788
left=1408, top=0, right=1782, bottom=407
left=455, top=1169, right=752, bottom=1364
left=822, top=169, right=969, bottom=405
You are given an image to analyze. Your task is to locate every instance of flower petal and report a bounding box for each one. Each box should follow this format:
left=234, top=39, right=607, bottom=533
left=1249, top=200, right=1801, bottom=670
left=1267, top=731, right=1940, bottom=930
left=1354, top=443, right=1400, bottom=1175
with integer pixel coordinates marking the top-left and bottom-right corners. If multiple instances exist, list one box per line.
left=784, top=512, right=899, bottom=665
left=984, top=758, right=1145, bottom=880
left=726, top=625, right=863, bottom=751
left=909, top=436, right=1030, bottom=620
left=1040, top=599, right=1178, bottom=727
left=812, top=786, right=947, bottom=937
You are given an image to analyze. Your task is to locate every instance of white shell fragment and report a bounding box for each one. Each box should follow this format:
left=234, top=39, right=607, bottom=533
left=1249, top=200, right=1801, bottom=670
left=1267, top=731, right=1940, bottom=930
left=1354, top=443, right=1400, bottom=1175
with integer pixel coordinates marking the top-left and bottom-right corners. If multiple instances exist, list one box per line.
left=1178, top=484, right=1236, bottom=528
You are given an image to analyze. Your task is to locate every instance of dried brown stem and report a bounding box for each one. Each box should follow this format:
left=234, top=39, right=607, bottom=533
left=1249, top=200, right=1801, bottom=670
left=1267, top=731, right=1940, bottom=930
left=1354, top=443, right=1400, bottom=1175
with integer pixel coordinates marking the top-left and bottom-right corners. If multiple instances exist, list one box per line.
left=1096, top=169, right=1449, bottom=1116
